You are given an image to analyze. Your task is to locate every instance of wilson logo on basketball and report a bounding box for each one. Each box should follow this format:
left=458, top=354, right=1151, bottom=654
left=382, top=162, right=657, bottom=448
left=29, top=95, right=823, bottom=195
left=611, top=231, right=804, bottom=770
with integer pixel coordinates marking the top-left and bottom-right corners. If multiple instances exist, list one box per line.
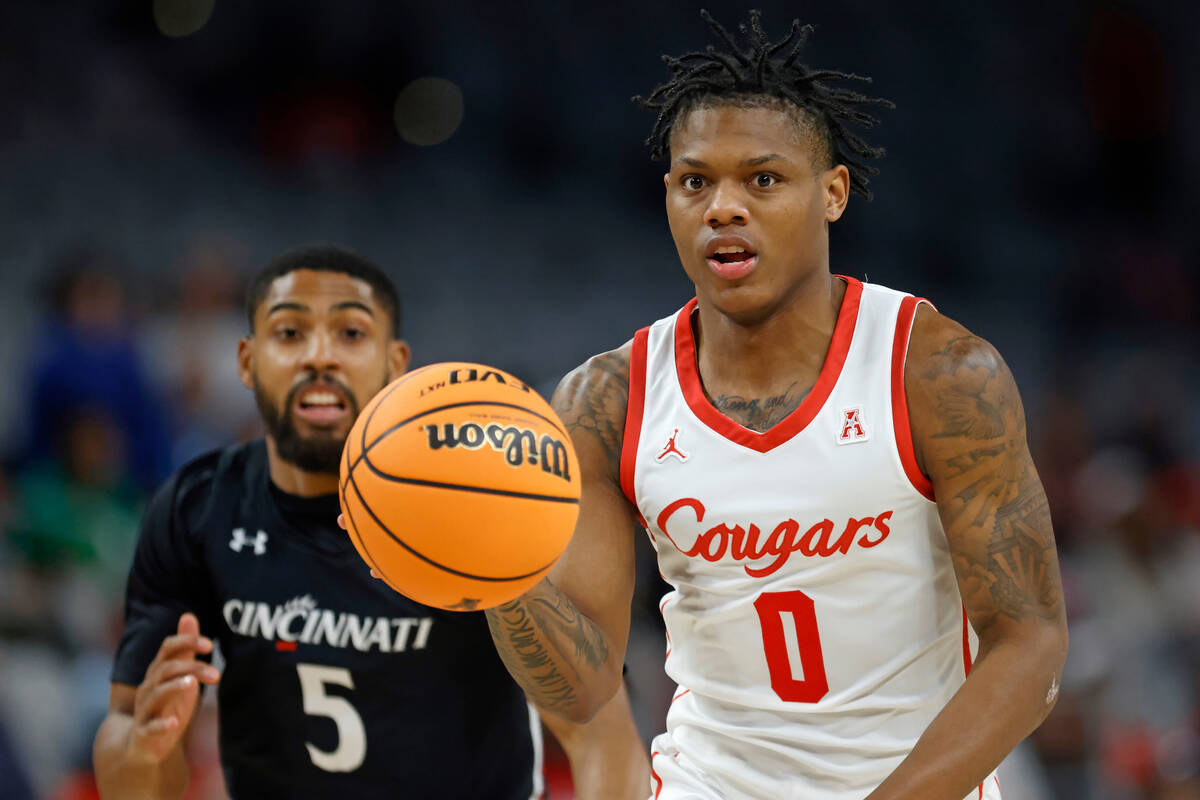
left=656, top=497, right=894, bottom=578
left=424, top=422, right=571, bottom=481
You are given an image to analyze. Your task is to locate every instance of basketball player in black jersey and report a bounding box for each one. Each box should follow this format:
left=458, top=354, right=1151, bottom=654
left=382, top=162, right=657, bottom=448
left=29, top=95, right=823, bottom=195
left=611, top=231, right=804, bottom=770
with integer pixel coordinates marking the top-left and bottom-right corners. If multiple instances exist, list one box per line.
left=92, top=245, right=650, bottom=799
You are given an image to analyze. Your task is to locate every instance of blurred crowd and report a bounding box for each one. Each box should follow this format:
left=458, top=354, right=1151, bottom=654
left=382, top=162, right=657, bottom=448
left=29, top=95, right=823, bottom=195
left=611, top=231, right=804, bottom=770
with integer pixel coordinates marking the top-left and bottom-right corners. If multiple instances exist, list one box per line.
left=0, top=212, right=1196, bottom=800
left=0, top=242, right=257, bottom=800
left=1, top=0, right=1198, bottom=798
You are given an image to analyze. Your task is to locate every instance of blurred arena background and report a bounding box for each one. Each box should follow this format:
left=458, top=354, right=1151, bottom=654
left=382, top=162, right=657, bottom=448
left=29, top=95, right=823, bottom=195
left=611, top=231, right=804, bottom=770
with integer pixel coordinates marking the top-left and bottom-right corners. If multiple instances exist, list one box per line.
left=0, top=1, right=1197, bottom=798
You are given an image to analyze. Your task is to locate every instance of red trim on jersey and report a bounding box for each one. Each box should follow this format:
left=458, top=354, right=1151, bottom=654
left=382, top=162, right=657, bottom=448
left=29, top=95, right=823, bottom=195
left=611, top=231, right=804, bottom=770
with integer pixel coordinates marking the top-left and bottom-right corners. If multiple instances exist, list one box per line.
left=650, top=752, right=663, bottom=799
left=620, top=327, right=650, bottom=508
left=962, top=605, right=974, bottom=678
left=660, top=596, right=672, bottom=660
left=673, top=276, right=863, bottom=453
left=275, top=641, right=297, bottom=652
left=891, top=295, right=936, bottom=501
left=978, top=784, right=983, bottom=799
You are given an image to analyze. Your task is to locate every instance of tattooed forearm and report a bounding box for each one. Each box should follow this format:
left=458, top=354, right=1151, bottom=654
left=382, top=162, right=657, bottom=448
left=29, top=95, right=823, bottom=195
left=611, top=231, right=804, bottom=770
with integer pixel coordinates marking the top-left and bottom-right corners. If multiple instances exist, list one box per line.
left=526, top=591, right=610, bottom=668
left=713, top=380, right=807, bottom=432
left=487, top=600, right=580, bottom=711
left=553, top=347, right=631, bottom=476
left=486, top=581, right=612, bottom=714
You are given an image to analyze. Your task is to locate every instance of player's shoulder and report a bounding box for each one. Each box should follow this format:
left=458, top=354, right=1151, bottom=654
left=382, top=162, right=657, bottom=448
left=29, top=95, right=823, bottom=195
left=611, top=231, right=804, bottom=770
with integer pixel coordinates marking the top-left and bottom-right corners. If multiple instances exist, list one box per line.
left=550, top=340, right=634, bottom=481
left=906, top=302, right=1008, bottom=388
left=147, top=441, right=267, bottom=532
left=559, top=340, right=634, bottom=402
left=903, top=302, right=1022, bottom=448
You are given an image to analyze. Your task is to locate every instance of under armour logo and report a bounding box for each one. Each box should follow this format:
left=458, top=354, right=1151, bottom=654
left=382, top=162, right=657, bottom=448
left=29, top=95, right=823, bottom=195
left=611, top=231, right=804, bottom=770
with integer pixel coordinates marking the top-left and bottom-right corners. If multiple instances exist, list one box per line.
left=230, top=528, right=268, bottom=555
left=655, top=428, right=690, bottom=463
left=837, top=407, right=868, bottom=444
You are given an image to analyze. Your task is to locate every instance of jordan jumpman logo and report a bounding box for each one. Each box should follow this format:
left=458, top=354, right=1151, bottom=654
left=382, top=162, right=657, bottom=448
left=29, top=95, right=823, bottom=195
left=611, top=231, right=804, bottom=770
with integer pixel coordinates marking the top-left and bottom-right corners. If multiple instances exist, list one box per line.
left=656, top=428, right=689, bottom=463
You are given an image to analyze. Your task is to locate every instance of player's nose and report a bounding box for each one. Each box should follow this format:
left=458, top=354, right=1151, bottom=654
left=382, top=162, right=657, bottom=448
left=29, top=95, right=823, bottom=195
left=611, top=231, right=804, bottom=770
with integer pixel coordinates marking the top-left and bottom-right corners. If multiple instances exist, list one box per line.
left=706, top=181, right=748, bottom=227
left=301, top=327, right=342, bottom=372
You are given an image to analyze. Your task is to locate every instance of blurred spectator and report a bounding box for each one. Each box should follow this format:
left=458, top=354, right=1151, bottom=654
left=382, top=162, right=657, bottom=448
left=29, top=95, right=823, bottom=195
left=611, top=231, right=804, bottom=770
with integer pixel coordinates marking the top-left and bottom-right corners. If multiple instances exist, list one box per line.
left=1051, top=446, right=1200, bottom=797
left=140, top=236, right=259, bottom=466
left=6, top=407, right=141, bottom=591
left=17, top=247, right=171, bottom=492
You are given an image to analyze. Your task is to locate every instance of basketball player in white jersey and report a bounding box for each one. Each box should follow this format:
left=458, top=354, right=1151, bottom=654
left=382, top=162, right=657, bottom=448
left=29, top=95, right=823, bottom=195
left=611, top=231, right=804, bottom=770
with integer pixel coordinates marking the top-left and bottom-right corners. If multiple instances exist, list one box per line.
left=485, top=12, right=1068, bottom=800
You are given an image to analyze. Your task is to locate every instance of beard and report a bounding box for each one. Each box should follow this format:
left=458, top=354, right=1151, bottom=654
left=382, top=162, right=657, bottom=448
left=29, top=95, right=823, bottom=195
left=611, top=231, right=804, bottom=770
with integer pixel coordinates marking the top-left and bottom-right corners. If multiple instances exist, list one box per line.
left=253, top=372, right=364, bottom=474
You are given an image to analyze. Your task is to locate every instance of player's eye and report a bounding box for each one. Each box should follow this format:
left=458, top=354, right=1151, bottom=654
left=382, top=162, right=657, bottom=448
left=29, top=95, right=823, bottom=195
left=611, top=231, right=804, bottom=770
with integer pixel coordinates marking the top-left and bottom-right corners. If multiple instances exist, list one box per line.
left=276, top=327, right=300, bottom=341
left=681, top=175, right=706, bottom=191
left=343, top=327, right=366, bottom=341
left=752, top=173, right=779, bottom=189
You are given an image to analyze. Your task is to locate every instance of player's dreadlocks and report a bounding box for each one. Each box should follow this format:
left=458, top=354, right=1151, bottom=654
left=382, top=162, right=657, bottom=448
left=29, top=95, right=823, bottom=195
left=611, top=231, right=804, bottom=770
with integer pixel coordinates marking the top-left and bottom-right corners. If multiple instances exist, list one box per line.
left=633, top=9, right=894, bottom=200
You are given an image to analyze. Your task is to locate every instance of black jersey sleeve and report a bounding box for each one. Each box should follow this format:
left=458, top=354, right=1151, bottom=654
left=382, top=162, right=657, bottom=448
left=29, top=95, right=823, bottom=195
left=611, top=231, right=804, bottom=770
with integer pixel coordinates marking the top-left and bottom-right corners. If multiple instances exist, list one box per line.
left=111, top=463, right=219, bottom=687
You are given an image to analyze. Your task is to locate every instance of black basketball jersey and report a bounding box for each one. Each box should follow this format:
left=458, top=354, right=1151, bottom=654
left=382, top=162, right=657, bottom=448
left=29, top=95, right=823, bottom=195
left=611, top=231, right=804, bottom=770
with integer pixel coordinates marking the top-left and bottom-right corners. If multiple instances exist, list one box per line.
left=112, top=441, right=540, bottom=800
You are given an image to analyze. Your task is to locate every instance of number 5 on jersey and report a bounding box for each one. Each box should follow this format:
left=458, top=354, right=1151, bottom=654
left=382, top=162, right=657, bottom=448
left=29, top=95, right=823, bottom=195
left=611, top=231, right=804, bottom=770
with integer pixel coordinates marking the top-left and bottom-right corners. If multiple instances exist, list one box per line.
left=754, top=590, right=829, bottom=703
left=296, top=664, right=366, bottom=771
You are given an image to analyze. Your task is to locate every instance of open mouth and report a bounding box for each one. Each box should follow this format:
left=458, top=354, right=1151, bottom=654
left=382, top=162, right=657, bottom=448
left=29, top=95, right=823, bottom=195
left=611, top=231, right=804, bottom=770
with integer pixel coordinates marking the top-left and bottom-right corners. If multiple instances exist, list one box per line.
left=705, top=243, right=759, bottom=280
left=293, top=387, right=351, bottom=425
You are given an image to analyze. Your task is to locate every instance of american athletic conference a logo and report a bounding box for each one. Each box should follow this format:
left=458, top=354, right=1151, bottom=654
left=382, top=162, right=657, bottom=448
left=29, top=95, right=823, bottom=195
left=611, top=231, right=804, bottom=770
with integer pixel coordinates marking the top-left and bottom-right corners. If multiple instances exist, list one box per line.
left=837, top=406, right=868, bottom=445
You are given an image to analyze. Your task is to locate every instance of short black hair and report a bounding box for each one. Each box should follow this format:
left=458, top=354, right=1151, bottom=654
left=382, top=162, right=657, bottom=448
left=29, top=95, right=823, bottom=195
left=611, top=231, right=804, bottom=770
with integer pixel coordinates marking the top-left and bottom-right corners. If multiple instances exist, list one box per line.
left=633, top=9, right=894, bottom=200
left=245, top=244, right=402, bottom=337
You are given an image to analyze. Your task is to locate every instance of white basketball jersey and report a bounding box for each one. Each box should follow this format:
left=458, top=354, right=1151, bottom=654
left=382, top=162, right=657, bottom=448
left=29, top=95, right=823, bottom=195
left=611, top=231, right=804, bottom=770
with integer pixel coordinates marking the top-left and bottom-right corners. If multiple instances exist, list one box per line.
left=621, top=278, right=1001, bottom=800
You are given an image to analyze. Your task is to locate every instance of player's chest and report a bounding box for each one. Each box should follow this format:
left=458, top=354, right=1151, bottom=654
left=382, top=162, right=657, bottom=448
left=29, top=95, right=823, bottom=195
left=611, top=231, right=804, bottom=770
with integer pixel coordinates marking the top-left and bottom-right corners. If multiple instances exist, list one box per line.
left=202, top=521, right=466, bottom=667
left=635, top=418, right=911, bottom=585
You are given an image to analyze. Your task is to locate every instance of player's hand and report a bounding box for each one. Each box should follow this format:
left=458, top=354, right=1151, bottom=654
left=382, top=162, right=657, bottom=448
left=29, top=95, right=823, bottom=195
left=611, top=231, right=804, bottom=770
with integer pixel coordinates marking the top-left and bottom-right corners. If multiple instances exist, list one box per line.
left=126, top=613, right=221, bottom=765
left=338, top=513, right=382, bottom=580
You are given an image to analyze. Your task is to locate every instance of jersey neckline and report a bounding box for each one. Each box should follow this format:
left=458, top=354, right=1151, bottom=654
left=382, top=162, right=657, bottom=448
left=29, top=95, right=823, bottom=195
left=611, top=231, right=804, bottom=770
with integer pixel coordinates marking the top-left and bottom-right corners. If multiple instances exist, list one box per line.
left=248, top=442, right=362, bottom=562
left=672, top=275, right=864, bottom=453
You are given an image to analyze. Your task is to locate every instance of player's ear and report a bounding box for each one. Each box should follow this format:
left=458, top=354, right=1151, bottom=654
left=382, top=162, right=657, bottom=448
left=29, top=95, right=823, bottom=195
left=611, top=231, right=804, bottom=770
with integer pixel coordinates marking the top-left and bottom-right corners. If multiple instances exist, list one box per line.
left=237, top=336, right=255, bottom=391
left=387, top=338, right=411, bottom=380
left=824, top=164, right=850, bottom=223
left=663, top=173, right=670, bottom=192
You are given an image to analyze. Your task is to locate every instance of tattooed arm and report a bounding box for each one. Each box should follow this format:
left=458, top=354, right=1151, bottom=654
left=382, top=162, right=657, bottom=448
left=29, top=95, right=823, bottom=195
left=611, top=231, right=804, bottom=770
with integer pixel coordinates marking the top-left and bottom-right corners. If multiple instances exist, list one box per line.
left=486, top=344, right=641, bottom=723
left=867, top=305, right=1068, bottom=800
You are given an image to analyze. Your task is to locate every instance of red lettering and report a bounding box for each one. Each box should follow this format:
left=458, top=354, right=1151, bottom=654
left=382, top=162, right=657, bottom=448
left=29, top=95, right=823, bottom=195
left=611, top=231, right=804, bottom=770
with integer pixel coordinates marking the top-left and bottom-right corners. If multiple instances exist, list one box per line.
left=698, top=525, right=735, bottom=561
left=655, top=498, right=898, bottom=572
left=744, top=520, right=800, bottom=578
left=798, top=519, right=837, bottom=557
left=730, top=524, right=764, bottom=561
left=858, top=510, right=893, bottom=548
left=835, top=517, right=875, bottom=554
left=656, top=497, right=705, bottom=556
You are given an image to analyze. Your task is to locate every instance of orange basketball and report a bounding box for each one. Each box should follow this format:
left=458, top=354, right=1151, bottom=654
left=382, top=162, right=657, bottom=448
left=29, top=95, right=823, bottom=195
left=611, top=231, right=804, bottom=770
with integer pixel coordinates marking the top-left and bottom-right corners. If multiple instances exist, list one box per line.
left=338, top=362, right=580, bottom=611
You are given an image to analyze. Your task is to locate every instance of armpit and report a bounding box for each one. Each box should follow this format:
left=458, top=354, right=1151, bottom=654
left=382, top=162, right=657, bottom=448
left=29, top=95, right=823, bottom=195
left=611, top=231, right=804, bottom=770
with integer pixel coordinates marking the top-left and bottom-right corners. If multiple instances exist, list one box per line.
left=551, top=344, right=633, bottom=480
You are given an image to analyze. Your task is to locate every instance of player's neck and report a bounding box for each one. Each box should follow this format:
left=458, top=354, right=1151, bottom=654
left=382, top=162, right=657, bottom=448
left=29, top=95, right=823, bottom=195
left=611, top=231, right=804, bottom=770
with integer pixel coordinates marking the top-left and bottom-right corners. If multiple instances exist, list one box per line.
left=694, top=271, right=845, bottom=397
left=264, top=437, right=340, bottom=497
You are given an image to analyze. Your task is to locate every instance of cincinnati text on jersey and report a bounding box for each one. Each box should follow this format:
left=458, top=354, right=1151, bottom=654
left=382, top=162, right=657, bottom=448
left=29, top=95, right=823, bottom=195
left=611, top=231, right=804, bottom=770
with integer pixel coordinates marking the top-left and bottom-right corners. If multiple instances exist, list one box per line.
left=656, top=496, right=894, bottom=578
left=222, top=594, right=434, bottom=653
